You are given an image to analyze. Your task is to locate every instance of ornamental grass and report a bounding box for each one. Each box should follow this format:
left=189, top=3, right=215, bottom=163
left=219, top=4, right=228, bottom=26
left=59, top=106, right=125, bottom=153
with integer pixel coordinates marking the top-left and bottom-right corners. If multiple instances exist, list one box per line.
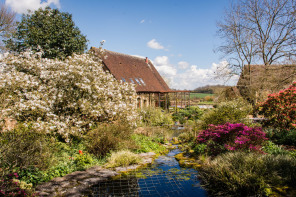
left=198, top=152, right=296, bottom=196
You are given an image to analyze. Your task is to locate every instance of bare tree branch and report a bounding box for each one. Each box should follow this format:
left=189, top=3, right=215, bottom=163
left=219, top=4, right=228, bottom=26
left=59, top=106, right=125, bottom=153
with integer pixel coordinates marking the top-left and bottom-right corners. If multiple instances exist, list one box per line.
left=0, top=3, right=16, bottom=52
left=216, top=0, right=296, bottom=74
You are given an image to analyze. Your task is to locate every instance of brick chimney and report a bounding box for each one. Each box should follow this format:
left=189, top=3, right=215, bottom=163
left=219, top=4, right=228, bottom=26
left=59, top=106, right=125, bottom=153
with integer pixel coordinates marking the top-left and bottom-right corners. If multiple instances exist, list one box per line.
left=145, top=57, right=148, bottom=63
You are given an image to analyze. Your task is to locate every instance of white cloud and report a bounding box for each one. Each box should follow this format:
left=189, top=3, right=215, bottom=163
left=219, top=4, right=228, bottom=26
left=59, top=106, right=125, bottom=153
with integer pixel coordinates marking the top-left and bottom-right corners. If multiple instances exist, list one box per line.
left=5, top=0, right=61, bottom=14
left=178, top=61, right=189, bottom=69
left=153, top=56, right=177, bottom=76
left=170, top=60, right=239, bottom=90
left=140, top=19, right=145, bottom=24
left=153, top=56, right=239, bottom=90
left=154, top=56, right=169, bottom=66
left=173, top=61, right=238, bottom=90
left=147, top=39, right=165, bottom=50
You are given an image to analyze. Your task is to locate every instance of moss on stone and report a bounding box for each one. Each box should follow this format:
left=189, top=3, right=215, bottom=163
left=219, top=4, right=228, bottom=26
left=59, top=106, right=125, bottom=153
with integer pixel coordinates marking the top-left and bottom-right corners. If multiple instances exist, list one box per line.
left=174, top=153, right=202, bottom=169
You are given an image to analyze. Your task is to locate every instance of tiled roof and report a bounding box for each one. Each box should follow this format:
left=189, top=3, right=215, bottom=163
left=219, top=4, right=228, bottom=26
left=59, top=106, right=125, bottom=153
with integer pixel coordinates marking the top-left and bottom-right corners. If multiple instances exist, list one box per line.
left=91, top=47, right=171, bottom=93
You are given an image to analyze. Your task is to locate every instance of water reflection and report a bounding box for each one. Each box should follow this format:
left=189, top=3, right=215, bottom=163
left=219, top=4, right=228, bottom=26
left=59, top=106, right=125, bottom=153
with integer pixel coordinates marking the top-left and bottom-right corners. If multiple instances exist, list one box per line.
left=89, top=147, right=207, bottom=197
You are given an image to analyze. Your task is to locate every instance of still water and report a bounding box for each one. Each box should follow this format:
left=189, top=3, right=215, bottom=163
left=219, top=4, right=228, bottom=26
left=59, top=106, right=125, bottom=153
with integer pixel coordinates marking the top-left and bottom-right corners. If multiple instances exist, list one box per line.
left=88, top=147, right=208, bottom=197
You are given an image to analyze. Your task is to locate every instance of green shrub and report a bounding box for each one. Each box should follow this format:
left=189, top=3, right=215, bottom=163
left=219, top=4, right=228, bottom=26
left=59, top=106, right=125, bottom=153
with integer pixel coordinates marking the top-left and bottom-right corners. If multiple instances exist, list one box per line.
left=178, top=132, right=194, bottom=143
left=85, top=121, right=134, bottom=157
left=289, top=150, right=296, bottom=158
left=265, top=128, right=296, bottom=146
left=193, top=144, right=207, bottom=155
left=74, top=153, right=93, bottom=170
left=262, top=141, right=290, bottom=155
left=131, top=134, right=166, bottom=154
left=198, top=99, right=252, bottom=129
left=0, top=124, right=54, bottom=174
left=172, top=106, right=203, bottom=124
left=198, top=152, right=296, bottom=196
left=139, top=107, right=173, bottom=126
left=105, top=150, right=142, bottom=168
left=16, top=141, right=102, bottom=185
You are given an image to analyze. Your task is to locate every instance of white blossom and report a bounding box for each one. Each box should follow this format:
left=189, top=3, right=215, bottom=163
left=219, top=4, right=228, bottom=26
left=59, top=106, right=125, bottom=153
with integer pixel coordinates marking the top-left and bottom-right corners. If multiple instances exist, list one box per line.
left=0, top=51, right=139, bottom=138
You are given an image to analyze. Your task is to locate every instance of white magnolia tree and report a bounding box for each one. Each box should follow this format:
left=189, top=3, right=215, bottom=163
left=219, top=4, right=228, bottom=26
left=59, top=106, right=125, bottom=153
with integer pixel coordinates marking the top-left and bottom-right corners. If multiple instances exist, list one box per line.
left=0, top=50, right=138, bottom=140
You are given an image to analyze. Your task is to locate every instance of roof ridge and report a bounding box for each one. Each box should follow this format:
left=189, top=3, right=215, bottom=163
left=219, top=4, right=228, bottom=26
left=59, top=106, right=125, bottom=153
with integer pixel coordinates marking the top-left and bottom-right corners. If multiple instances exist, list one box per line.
left=104, top=49, right=148, bottom=61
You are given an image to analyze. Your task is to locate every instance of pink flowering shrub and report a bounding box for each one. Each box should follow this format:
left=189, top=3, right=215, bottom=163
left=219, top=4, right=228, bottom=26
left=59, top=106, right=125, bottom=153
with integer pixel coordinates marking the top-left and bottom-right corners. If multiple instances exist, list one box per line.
left=259, top=82, right=296, bottom=129
left=197, top=123, right=268, bottom=155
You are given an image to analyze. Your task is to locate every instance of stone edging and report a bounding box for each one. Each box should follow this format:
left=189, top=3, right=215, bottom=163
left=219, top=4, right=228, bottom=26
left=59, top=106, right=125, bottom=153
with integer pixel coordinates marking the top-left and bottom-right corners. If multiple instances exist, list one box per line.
left=35, top=152, right=156, bottom=197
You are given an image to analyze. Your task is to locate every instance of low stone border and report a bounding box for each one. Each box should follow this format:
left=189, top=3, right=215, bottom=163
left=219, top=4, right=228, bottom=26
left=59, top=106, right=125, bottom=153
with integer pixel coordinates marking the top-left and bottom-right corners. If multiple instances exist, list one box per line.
left=35, top=152, right=156, bottom=197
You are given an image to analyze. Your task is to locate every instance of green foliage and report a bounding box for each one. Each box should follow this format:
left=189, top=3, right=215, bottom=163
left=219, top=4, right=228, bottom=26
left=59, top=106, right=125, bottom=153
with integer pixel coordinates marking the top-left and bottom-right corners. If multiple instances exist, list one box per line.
left=198, top=99, right=252, bottom=129
left=265, top=128, right=296, bottom=146
left=85, top=122, right=135, bottom=157
left=259, top=82, right=296, bottom=129
left=0, top=124, right=54, bottom=174
left=172, top=106, right=203, bottom=124
left=15, top=141, right=102, bottom=186
left=177, top=132, right=194, bottom=143
left=74, top=153, right=93, bottom=170
left=289, top=150, right=296, bottom=158
left=262, top=141, right=290, bottom=155
left=6, top=7, right=87, bottom=59
left=131, top=134, right=166, bottom=154
left=198, top=152, right=296, bottom=197
left=105, top=150, right=142, bottom=168
left=139, top=107, right=173, bottom=126
left=193, top=144, right=207, bottom=155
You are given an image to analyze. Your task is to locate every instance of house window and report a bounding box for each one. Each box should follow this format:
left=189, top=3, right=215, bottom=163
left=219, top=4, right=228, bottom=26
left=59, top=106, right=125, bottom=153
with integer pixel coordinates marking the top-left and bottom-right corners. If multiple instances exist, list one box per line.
left=135, top=78, right=141, bottom=85
left=139, top=78, right=146, bottom=86
left=121, top=77, right=126, bottom=82
left=130, top=78, right=135, bottom=84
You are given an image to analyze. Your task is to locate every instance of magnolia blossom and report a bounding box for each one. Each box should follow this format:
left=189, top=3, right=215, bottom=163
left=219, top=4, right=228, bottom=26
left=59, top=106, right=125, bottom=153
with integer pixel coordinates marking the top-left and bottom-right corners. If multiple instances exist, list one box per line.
left=0, top=51, right=139, bottom=139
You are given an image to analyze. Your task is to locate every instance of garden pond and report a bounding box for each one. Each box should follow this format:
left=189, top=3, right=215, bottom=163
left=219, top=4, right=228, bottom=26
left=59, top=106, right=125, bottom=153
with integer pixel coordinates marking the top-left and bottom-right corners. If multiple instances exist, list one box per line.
left=87, top=146, right=208, bottom=197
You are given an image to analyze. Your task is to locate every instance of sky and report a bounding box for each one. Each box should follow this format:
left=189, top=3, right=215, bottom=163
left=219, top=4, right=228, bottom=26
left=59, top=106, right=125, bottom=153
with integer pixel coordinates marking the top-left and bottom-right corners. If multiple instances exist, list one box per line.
left=3, top=0, right=239, bottom=90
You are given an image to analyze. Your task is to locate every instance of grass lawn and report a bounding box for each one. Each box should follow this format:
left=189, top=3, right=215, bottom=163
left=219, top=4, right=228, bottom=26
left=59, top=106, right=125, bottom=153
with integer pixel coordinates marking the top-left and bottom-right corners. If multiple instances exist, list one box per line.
left=190, top=93, right=215, bottom=99
left=198, top=101, right=215, bottom=105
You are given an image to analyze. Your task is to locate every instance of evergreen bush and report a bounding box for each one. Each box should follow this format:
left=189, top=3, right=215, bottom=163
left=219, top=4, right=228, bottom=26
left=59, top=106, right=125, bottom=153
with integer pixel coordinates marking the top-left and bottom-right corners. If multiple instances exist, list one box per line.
left=198, top=99, right=252, bottom=129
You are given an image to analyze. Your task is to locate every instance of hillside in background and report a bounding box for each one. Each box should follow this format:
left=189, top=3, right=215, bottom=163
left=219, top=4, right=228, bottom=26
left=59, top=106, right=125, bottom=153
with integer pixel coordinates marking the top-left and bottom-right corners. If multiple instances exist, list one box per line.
left=193, top=85, right=231, bottom=94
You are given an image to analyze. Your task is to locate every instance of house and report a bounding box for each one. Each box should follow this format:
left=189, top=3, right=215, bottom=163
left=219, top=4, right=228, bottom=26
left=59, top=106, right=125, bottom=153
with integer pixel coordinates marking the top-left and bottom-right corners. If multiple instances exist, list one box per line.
left=237, top=64, right=296, bottom=103
left=90, top=47, right=172, bottom=108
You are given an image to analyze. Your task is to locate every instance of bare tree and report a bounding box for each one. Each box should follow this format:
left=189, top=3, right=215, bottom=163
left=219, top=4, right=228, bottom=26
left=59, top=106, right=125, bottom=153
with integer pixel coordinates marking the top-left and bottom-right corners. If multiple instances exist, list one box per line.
left=0, top=3, right=16, bottom=52
left=217, top=0, right=296, bottom=75
left=217, top=2, right=258, bottom=75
